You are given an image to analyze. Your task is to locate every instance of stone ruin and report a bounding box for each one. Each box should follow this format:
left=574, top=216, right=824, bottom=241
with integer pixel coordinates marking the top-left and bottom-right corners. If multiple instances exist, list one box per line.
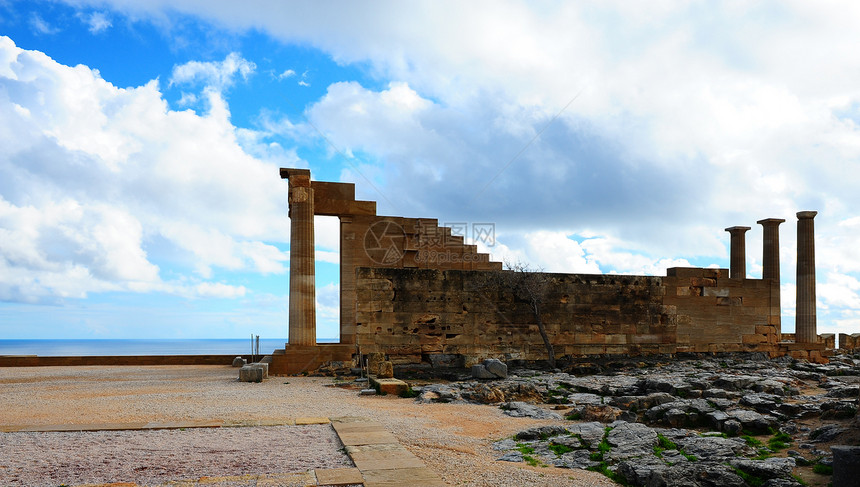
left=270, top=168, right=841, bottom=374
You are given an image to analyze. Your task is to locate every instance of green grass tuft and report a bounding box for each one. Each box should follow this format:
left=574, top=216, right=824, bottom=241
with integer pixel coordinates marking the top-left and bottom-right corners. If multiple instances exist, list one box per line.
left=549, top=443, right=575, bottom=456
left=812, top=464, right=833, bottom=475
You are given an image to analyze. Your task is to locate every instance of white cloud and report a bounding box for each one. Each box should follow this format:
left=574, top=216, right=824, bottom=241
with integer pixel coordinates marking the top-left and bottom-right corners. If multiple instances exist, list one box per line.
left=29, top=13, right=57, bottom=35
left=278, top=69, right=295, bottom=80
left=82, top=11, right=112, bottom=34
left=0, top=37, right=291, bottom=302
left=169, top=52, right=256, bottom=91
left=194, top=281, right=246, bottom=298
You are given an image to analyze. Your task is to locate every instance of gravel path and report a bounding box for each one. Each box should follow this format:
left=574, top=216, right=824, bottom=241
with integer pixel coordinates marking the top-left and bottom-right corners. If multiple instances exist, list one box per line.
left=2, top=425, right=349, bottom=486
left=0, top=365, right=616, bottom=486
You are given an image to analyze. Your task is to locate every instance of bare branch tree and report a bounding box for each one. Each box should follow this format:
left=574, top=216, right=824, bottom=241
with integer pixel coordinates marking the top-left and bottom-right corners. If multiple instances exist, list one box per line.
left=476, top=260, right=556, bottom=368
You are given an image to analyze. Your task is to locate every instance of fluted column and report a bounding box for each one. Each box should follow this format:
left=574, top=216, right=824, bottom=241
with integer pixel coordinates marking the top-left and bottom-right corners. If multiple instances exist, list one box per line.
left=758, top=218, right=785, bottom=340
left=725, top=226, right=751, bottom=279
left=757, top=218, right=785, bottom=281
left=282, top=168, right=316, bottom=346
left=796, top=211, right=817, bottom=344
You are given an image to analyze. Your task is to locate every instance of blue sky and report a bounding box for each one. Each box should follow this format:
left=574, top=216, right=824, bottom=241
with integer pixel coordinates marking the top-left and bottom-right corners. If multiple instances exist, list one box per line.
left=1, top=1, right=860, bottom=341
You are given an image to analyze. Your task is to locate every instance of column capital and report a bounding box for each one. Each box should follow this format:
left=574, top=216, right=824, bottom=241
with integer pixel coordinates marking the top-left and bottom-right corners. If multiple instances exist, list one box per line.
left=280, top=167, right=312, bottom=184
left=757, top=218, right=786, bottom=226
left=797, top=211, right=818, bottom=220
left=725, top=226, right=751, bottom=233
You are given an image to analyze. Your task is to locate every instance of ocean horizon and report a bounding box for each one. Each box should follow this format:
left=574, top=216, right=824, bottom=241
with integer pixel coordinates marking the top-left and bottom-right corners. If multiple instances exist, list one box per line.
left=0, top=338, right=341, bottom=357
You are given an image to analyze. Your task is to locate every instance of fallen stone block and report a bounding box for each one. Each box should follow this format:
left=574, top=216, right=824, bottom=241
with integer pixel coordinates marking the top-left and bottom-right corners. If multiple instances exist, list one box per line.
left=232, top=356, right=246, bottom=367
left=239, top=365, right=263, bottom=383
left=483, top=358, right=508, bottom=378
left=471, top=364, right=496, bottom=379
left=369, top=377, right=409, bottom=396
left=377, top=360, right=394, bottom=378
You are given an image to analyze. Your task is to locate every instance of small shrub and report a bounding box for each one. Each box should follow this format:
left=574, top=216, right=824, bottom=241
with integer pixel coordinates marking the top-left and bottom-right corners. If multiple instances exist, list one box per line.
left=565, top=412, right=582, bottom=420
left=812, top=464, right=833, bottom=475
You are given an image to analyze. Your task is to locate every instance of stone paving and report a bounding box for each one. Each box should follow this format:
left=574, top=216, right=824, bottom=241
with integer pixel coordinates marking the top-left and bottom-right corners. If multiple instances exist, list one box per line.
left=1, top=417, right=444, bottom=487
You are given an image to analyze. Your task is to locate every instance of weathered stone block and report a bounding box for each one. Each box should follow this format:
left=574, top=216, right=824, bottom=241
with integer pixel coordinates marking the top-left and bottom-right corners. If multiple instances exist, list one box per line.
left=377, top=360, right=394, bottom=378
left=232, top=356, right=246, bottom=367
left=366, top=352, right=384, bottom=375
left=239, top=365, right=263, bottom=383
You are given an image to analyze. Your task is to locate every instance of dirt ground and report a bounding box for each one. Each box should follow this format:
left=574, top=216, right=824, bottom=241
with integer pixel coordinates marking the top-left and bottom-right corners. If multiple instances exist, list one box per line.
left=0, top=366, right=616, bottom=486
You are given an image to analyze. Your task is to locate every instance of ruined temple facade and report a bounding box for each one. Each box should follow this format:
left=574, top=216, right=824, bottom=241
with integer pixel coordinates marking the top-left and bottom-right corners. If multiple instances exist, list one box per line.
left=271, top=169, right=830, bottom=374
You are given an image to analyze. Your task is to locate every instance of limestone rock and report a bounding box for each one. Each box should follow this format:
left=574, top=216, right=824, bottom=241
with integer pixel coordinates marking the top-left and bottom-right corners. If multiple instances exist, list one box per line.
left=502, top=401, right=562, bottom=420
left=569, top=393, right=604, bottom=406
left=676, top=435, right=748, bottom=460
left=554, top=450, right=599, bottom=469
left=565, top=422, right=607, bottom=449
left=729, top=457, right=796, bottom=480
left=580, top=404, right=622, bottom=423
left=491, top=438, right=517, bottom=451
left=496, top=451, right=523, bottom=462
left=417, top=383, right=463, bottom=404
left=644, top=462, right=747, bottom=487
left=232, top=356, right=246, bottom=367
left=483, top=358, right=508, bottom=378
left=808, top=423, right=847, bottom=442
left=461, top=383, right=506, bottom=404
left=515, top=424, right=567, bottom=441
left=471, top=364, right=496, bottom=380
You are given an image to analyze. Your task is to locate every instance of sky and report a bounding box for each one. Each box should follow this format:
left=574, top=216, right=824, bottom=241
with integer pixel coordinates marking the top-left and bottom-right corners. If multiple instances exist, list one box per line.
left=1, top=1, right=859, bottom=342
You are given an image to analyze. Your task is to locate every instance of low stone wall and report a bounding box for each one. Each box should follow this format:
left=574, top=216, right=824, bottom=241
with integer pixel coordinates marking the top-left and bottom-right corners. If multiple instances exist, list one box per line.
left=0, top=355, right=238, bottom=367
left=354, top=266, right=784, bottom=366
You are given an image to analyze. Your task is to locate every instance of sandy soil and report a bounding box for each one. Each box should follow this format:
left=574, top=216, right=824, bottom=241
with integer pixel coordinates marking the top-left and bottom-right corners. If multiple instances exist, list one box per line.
left=0, top=366, right=616, bottom=486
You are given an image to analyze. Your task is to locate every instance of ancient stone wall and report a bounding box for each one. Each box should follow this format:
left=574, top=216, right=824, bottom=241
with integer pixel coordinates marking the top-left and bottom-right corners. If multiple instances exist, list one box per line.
left=839, top=333, right=860, bottom=351
left=354, top=266, right=783, bottom=365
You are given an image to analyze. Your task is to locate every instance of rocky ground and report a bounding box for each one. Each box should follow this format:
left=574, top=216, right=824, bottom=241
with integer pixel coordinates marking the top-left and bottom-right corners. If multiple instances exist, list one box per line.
left=409, top=352, right=860, bottom=486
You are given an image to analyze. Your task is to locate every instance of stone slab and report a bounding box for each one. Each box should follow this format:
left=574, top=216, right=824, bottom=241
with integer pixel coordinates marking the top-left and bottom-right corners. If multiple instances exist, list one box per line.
left=369, top=377, right=409, bottom=395
left=295, top=416, right=330, bottom=425
left=337, top=430, right=399, bottom=446
left=315, top=467, right=364, bottom=485
left=361, top=467, right=446, bottom=487
left=352, top=453, right=426, bottom=471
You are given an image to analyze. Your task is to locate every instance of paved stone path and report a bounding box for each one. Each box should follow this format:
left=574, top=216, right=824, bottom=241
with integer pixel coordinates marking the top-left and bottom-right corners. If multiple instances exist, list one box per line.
left=2, top=417, right=444, bottom=487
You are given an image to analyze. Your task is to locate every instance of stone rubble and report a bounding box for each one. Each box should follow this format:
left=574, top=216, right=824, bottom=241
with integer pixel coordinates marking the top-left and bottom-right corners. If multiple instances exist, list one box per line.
left=415, top=352, right=860, bottom=486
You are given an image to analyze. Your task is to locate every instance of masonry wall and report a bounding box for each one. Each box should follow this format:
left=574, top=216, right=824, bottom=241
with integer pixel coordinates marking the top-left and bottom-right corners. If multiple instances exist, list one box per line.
left=354, top=266, right=782, bottom=365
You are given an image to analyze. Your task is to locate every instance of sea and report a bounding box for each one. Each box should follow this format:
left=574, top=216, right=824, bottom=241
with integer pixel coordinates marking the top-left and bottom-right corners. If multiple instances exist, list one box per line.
left=0, top=338, right=340, bottom=356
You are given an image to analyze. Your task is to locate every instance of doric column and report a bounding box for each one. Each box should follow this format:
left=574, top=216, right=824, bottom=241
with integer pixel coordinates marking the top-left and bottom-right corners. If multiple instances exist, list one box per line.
left=758, top=218, right=786, bottom=340
left=725, top=226, right=751, bottom=279
left=281, top=168, right=316, bottom=346
left=757, top=218, right=785, bottom=281
left=796, top=211, right=817, bottom=344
